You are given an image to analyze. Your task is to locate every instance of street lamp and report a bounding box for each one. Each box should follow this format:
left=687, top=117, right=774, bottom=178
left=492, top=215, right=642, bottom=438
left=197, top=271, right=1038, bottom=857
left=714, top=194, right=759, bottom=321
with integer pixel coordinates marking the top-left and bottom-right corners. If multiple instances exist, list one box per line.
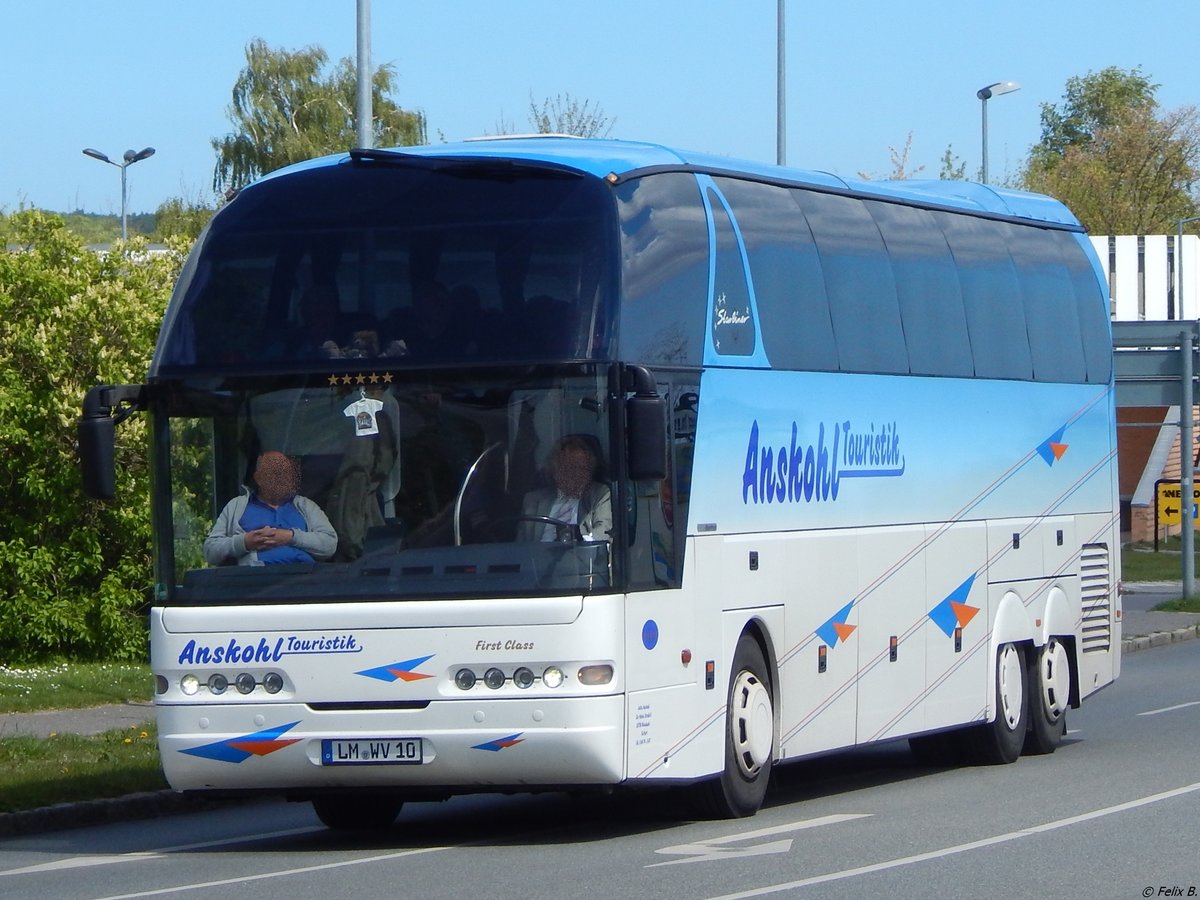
left=1177, top=216, right=1200, bottom=596
left=976, top=81, right=1020, bottom=184
left=81, top=146, right=156, bottom=241
left=776, top=0, right=786, bottom=166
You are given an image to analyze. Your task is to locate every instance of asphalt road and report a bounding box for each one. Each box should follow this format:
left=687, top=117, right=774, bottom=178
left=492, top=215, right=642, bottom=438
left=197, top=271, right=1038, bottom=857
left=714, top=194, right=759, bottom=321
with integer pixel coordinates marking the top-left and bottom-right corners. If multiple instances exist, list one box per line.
left=1, top=639, right=1198, bottom=900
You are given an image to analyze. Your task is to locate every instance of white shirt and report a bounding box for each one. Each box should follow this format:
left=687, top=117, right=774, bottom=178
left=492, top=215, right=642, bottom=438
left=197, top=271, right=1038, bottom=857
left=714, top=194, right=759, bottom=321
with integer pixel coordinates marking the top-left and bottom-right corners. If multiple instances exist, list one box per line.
left=542, top=493, right=580, bottom=541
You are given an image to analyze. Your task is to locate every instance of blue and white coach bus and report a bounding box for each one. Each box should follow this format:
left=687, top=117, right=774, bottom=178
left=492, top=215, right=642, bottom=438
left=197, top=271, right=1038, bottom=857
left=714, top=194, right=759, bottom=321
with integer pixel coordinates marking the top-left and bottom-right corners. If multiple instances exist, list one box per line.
left=79, top=137, right=1120, bottom=829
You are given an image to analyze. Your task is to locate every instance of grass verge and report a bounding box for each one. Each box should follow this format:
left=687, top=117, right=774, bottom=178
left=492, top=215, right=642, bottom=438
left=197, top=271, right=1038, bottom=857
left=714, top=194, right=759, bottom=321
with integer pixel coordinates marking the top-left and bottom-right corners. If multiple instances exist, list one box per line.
left=1149, top=596, right=1200, bottom=612
left=0, top=662, right=152, bottom=714
left=0, top=723, right=167, bottom=814
left=1122, top=543, right=1200, bottom=609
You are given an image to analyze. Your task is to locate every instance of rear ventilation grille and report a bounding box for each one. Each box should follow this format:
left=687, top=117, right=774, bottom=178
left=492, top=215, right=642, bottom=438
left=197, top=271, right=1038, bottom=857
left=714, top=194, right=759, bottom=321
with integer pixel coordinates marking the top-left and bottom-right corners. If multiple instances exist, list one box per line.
left=1079, top=543, right=1112, bottom=653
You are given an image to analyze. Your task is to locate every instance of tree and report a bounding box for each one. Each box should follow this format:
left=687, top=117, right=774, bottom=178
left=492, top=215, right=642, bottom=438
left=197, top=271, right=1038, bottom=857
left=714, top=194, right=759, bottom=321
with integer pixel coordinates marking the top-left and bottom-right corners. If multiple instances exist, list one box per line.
left=0, top=211, right=185, bottom=661
left=857, top=132, right=924, bottom=180
left=212, top=39, right=427, bottom=194
left=1030, top=66, right=1157, bottom=166
left=528, top=93, right=615, bottom=138
left=1023, top=67, right=1200, bottom=233
left=492, top=93, right=615, bottom=138
left=154, top=195, right=216, bottom=242
left=939, top=145, right=968, bottom=181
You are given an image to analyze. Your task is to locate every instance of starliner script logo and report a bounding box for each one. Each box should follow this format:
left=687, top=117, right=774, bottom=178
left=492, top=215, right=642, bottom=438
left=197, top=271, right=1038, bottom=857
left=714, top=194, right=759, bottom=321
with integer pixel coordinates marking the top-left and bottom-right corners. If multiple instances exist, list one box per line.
left=742, top=418, right=905, bottom=505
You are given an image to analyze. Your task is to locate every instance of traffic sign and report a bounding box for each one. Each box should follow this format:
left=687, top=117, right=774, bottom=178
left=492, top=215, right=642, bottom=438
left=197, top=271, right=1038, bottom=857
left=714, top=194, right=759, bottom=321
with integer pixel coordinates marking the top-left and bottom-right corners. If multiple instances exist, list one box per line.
left=1156, top=480, right=1200, bottom=525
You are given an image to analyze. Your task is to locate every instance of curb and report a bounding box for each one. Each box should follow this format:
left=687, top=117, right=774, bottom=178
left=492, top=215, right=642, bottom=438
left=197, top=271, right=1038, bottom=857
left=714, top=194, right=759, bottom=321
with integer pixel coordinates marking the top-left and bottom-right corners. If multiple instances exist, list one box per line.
left=0, top=790, right=236, bottom=839
left=1122, top=623, right=1200, bottom=654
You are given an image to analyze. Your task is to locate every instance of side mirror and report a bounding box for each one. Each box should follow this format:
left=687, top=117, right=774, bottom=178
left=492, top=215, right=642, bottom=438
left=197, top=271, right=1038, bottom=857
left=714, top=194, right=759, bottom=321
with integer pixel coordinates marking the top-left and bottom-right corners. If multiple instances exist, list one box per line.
left=78, top=384, right=144, bottom=500
left=624, top=365, right=667, bottom=482
left=78, top=413, right=117, bottom=499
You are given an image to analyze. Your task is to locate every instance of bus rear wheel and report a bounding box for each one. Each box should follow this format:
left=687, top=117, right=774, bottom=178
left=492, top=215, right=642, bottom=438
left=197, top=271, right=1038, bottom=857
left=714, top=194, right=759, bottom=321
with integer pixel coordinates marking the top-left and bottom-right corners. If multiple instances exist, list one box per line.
left=1024, top=638, right=1069, bottom=755
left=967, top=642, right=1026, bottom=765
left=694, top=634, right=774, bottom=818
left=312, top=794, right=404, bottom=831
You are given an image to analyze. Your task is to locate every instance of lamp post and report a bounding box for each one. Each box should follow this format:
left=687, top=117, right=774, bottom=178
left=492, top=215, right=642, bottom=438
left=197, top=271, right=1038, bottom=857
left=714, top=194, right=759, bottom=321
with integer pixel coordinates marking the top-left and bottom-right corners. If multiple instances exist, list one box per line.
left=976, top=81, right=1020, bottom=184
left=356, top=0, right=372, bottom=149
left=81, top=147, right=156, bottom=241
left=776, top=0, right=786, bottom=166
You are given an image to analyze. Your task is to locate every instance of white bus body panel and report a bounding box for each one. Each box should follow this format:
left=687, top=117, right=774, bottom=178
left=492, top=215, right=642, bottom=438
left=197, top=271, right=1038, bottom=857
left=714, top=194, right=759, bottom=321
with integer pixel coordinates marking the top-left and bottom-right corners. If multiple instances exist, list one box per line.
left=153, top=594, right=629, bottom=792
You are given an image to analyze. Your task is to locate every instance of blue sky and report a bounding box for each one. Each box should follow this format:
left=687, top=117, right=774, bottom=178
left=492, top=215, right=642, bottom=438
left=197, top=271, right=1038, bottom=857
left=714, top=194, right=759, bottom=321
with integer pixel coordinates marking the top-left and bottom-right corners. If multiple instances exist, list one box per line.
left=4, top=1, right=1199, bottom=215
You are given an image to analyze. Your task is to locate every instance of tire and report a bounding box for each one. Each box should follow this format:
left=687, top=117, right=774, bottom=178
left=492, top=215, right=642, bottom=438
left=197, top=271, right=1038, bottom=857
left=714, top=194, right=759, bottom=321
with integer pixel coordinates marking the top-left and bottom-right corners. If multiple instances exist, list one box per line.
left=1024, top=638, right=1069, bottom=755
left=312, top=794, right=403, bottom=831
left=693, top=634, right=775, bottom=818
left=966, top=642, right=1027, bottom=765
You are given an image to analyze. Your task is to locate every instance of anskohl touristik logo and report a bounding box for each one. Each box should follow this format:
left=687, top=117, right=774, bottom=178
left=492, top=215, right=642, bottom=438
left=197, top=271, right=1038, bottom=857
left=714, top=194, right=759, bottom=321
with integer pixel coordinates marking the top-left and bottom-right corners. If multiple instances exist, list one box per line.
left=177, top=634, right=362, bottom=666
left=742, top=418, right=905, bottom=505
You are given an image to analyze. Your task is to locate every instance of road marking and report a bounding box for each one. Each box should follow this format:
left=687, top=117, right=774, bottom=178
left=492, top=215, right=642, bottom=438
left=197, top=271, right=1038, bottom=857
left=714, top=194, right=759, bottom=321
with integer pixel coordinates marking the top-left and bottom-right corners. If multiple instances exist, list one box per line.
left=0, top=826, right=324, bottom=877
left=650, top=814, right=871, bottom=867
left=1137, top=700, right=1200, bottom=717
left=704, top=781, right=1200, bottom=899
left=91, top=846, right=452, bottom=899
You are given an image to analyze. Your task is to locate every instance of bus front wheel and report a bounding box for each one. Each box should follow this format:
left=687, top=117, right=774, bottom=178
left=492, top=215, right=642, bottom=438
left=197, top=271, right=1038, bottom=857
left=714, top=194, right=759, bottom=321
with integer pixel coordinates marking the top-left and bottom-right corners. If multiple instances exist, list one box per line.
left=694, top=634, right=774, bottom=818
left=312, top=794, right=403, bottom=831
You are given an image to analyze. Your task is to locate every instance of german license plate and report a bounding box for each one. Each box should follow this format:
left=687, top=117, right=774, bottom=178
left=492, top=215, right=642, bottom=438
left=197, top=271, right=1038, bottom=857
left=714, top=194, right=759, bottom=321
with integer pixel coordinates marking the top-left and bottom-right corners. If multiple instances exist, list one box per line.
left=321, top=738, right=423, bottom=766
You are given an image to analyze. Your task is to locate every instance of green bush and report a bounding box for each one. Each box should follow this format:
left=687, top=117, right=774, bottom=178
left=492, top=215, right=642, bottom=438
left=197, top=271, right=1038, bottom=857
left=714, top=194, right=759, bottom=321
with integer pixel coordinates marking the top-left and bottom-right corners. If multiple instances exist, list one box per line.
left=0, top=210, right=186, bottom=661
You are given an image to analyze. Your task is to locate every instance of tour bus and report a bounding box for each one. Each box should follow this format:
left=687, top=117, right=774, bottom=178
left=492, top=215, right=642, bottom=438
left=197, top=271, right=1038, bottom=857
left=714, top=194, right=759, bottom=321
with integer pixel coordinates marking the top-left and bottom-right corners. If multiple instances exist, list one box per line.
left=79, top=136, right=1120, bottom=829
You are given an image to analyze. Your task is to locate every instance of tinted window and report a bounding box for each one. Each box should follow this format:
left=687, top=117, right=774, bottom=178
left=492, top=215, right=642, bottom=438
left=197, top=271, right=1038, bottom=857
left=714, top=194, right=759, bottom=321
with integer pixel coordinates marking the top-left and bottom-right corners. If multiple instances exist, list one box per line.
left=866, top=200, right=974, bottom=377
left=1056, top=231, right=1113, bottom=383
left=936, top=211, right=1033, bottom=380
left=1004, top=224, right=1088, bottom=382
left=794, top=191, right=909, bottom=374
left=707, top=187, right=757, bottom=357
left=616, top=173, right=707, bottom=366
left=616, top=174, right=1107, bottom=384
left=154, top=162, right=616, bottom=375
left=715, top=178, right=837, bottom=371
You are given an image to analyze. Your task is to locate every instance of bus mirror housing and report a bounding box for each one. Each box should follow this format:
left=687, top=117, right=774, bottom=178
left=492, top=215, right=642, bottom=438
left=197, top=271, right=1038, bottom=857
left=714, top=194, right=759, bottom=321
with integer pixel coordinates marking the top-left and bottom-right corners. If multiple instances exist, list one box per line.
left=78, top=384, right=144, bottom=500
left=624, top=365, right=667, bottom=482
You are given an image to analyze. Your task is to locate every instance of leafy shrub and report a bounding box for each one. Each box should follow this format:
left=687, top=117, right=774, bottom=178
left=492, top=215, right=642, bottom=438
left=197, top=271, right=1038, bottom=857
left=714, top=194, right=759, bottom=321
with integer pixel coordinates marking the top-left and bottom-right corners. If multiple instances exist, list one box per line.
left=0, top=211, right=186, bottom=661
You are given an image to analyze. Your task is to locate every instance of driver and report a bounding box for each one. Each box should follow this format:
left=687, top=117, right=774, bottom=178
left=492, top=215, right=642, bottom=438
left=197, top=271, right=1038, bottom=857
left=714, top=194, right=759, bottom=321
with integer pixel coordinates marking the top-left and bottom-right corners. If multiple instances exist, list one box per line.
left=519, top=435, right=612, bottom=542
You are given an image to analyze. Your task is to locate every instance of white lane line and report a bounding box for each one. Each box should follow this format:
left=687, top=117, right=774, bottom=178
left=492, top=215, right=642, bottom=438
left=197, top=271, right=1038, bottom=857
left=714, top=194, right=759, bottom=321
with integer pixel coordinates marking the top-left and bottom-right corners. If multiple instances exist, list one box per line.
left=650, top=814, right=872, bottom=867
left=705, top=781, right=1200, bottom=900
left=92, top=845, right=452, bottom=900
left=0, top=826, right=325, bottom=877
left=1137, top=700, right=1200, bottom=717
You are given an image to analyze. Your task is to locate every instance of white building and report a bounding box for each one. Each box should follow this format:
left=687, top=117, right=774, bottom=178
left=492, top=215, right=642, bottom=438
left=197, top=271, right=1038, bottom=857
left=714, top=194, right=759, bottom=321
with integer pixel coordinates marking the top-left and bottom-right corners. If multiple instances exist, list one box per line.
left=1096, top=234, right=1200, bottom=542
left=1092, top=234, right=1200, bottom=320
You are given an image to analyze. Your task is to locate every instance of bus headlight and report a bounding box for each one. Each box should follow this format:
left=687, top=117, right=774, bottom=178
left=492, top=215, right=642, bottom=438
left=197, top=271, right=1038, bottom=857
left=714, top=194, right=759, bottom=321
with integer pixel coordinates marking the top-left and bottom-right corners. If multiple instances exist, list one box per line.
left=512, top=667, right=535, bottom=689
left=235, top=673, right=256, bottom=694
left=262, top=672, right=284, bottom=694
left=483, top=667, right=506, bottom=689
left=542, top=666, right=564, bottom=689
left=180, top=674, right=200, bottom=696
left=454, top=668, right=477, bottom=690
left=207, top=673, right=228, bottom=695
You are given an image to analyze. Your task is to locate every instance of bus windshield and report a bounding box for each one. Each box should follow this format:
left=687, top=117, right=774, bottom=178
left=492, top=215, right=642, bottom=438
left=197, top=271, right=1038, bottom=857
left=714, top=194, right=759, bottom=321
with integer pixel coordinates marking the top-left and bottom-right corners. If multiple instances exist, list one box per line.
left=153, top=156, right=616, bottom=375
left=161, top=366, right=616, bottom=604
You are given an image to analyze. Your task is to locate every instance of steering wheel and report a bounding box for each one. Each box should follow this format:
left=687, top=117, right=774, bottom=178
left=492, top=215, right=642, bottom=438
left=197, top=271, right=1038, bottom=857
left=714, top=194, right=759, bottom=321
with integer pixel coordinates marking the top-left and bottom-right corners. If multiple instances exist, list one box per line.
left=488, top=514, right=582, bottom=542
